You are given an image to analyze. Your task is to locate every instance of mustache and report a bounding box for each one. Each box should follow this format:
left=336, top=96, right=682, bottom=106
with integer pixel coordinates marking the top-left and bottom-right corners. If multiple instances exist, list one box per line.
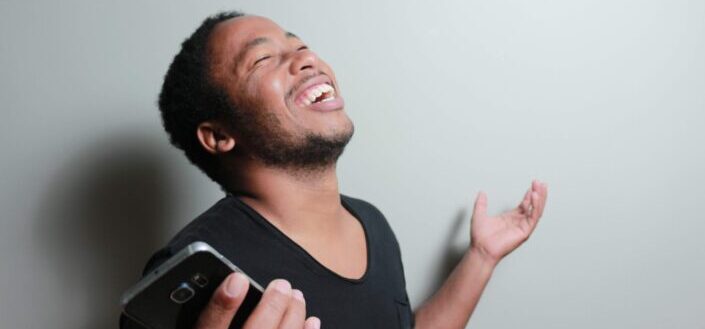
left=286, top=71, right=328, bottom=100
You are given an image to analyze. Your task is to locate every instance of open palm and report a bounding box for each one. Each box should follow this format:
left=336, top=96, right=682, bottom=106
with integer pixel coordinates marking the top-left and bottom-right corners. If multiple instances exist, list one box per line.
left=470, top=180, right=548, bottom=263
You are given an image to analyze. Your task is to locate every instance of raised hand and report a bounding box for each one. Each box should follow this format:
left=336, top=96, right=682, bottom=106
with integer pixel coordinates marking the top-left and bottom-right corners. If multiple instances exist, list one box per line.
left=470, top=180, right=548, bottom=264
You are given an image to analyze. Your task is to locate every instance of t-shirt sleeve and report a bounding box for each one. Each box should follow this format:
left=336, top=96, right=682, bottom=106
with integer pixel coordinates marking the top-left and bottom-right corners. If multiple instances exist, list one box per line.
left=117, top=200, right=231, bottom=329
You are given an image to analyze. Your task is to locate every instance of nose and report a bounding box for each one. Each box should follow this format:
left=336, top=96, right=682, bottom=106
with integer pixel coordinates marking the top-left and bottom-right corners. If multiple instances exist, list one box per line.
left=289, top=49, right=317, bottom=75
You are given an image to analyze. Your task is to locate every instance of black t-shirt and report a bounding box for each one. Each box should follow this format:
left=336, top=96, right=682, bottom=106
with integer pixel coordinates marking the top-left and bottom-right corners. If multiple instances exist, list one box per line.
left=121, top=194, right=414, bottom=329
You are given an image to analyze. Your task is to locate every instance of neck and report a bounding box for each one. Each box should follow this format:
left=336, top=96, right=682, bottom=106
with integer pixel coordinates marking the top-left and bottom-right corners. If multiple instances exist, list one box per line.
left=225, top=161, right=345, bottom=236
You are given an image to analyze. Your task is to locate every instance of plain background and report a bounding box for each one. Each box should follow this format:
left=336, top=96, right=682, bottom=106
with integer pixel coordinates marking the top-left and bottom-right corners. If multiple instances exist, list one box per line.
left=1, top=1, right=703, bottom=328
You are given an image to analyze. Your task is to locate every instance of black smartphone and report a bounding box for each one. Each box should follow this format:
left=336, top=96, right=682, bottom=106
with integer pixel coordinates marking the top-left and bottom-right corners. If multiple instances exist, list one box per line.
left=121, top=242, right=264, bottom=329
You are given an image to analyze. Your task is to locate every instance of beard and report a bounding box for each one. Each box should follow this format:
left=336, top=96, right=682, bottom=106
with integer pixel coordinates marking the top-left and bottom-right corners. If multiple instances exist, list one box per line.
left=232, top=107, right=354, bottom=173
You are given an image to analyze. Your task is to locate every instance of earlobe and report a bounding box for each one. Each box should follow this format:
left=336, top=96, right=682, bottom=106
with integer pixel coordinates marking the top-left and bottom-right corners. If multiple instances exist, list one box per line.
left=197, top=122, right=236, bottom=154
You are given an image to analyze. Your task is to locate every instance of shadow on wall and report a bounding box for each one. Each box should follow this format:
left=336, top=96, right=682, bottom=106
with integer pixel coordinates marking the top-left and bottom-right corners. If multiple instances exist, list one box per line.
left=33, top=130, right=179, bottom=329
left=423, top=209, right=469, bottom=300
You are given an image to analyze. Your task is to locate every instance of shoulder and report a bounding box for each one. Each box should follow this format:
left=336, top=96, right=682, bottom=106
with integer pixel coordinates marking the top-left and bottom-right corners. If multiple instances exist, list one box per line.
left=141, top=196, right=249, bottom=273
left=169, top=196, right=245, bottom=244
left=341, top=194, right=384, bottom=215
left=341, top=194, right=389, bottom=226
left=341, top=194, right=400, bottom=245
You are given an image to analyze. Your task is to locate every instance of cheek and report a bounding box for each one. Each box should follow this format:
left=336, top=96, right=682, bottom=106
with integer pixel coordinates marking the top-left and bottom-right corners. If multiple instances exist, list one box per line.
left=250, top=73, right=287, bottom=104
left=268, top=79, right=286, bottom=100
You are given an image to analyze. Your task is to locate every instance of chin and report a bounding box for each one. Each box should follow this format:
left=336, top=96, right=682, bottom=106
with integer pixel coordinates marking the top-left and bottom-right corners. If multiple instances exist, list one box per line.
left=330, top=118, right=355, bottom=142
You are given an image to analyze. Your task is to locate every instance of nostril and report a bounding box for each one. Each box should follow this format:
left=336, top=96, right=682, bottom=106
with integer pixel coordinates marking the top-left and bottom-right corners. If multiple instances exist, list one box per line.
left=300, top=64, right=314, bottom=71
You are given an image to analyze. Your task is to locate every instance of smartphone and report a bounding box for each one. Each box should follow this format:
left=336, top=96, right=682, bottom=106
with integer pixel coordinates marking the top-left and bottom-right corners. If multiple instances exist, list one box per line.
left=121, top=241, right=264, bottom=329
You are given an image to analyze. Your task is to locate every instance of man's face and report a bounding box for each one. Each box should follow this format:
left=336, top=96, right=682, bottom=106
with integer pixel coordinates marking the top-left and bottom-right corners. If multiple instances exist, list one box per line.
left=208, top=15, right=354, bottom=170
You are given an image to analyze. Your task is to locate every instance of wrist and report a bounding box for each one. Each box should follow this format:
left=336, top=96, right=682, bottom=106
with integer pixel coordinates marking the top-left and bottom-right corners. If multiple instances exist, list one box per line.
left=415, top=246, right=498, bottom=329
left=466, top=246, right=500, bottom=270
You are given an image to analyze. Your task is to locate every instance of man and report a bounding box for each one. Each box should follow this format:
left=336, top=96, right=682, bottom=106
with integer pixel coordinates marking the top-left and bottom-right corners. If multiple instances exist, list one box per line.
left=122, top=11, right=548, bottom=329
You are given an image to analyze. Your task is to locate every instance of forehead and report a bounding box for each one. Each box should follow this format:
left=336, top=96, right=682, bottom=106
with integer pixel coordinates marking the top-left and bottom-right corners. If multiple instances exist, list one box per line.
left=208, top=16, right=294, bottom=80
left=209, top=16, right=288, bottom=57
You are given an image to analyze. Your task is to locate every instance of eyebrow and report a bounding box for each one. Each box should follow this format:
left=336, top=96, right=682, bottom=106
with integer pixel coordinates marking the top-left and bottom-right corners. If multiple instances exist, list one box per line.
left=235, top=31, right=301, bottom=64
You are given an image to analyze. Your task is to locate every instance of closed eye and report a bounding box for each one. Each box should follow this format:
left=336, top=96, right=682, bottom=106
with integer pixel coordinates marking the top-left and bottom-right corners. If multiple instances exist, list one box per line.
left=254, top=55, right=271, bottom=65
left=297, top=45, right=308, bottom=51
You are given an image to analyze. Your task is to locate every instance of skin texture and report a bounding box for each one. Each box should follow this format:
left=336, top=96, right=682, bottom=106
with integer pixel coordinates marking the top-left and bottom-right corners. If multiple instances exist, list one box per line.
left=191, top=15, right=549, bottom=329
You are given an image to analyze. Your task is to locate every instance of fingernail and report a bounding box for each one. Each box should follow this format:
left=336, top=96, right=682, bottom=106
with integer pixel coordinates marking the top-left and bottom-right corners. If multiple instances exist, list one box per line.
left=271, top=279, right=291, bottom=294
left=292, top=289, right=305, bottom=304
left=311, top=317, right=321, bottom=329
left=225, top=273, right=245, bottom=297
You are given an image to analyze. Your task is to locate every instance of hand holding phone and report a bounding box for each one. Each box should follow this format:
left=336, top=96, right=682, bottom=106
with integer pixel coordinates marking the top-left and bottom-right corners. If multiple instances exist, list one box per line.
left=195, top=273, right=321, bottom=329
left=121, top=242, right=321, bottom=329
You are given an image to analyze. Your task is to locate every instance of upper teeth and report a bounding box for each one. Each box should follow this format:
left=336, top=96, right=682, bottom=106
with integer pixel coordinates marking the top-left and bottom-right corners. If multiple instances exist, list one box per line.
left=301, top=83, right=335, bottom=105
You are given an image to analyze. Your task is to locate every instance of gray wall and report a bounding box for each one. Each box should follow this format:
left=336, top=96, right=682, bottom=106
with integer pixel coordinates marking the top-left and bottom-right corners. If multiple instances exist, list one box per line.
left=1, top=1, right=703, bottom=328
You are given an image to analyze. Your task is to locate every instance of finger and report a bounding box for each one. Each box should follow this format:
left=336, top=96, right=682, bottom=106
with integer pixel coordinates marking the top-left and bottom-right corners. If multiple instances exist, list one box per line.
left=304, top=317, right=321, bottom=329
left=530, top=180, right=547, bottom=217
left=195, top=272, right=250, bottom=329
left=472, top=192, right=488, bottom=219
left=242, top=279, right=292, bottom=329
left=532, top=179, right=542, bottom=194
left=529, top=191, right=543, bottom=228
left=278, top=289, right=306, bottom=329
left=530, top=179, right=547, bottom=216
left=518, top=188, right=531, bottom=214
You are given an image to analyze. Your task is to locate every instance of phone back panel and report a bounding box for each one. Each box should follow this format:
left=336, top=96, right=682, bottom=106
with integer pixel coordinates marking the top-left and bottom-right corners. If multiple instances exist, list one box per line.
left=123, top=250, right=261, bottom=329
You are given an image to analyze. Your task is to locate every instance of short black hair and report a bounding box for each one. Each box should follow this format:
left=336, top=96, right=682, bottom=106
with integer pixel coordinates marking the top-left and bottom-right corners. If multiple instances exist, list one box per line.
left=158, top=11, right=245, bottom=187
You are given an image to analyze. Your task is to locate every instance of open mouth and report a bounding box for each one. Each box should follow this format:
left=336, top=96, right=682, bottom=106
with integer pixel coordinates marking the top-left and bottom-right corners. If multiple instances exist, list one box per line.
left=296, top=83, right=336, bottom=107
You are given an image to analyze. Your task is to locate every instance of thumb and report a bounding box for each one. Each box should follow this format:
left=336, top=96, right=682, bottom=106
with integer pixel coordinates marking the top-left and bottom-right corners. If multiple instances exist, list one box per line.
left=194, top=272, right=250, bottom=329
left=472, top=191, right=488, bottom=219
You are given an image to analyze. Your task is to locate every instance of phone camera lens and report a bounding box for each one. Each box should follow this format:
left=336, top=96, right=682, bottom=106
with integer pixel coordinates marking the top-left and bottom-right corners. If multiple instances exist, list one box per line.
left=191, top=273, right=209, bottom=288
left=170, top=283, right=195, bottom=304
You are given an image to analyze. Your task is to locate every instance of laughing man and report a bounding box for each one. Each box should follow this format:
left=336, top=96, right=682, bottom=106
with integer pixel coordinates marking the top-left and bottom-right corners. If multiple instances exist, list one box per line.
left=121, top=11, right=548, bottom=329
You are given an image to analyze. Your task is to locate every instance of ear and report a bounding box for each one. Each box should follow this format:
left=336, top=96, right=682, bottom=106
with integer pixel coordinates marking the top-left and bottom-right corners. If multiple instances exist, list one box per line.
left=196, top=121, right=236, bottom=154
